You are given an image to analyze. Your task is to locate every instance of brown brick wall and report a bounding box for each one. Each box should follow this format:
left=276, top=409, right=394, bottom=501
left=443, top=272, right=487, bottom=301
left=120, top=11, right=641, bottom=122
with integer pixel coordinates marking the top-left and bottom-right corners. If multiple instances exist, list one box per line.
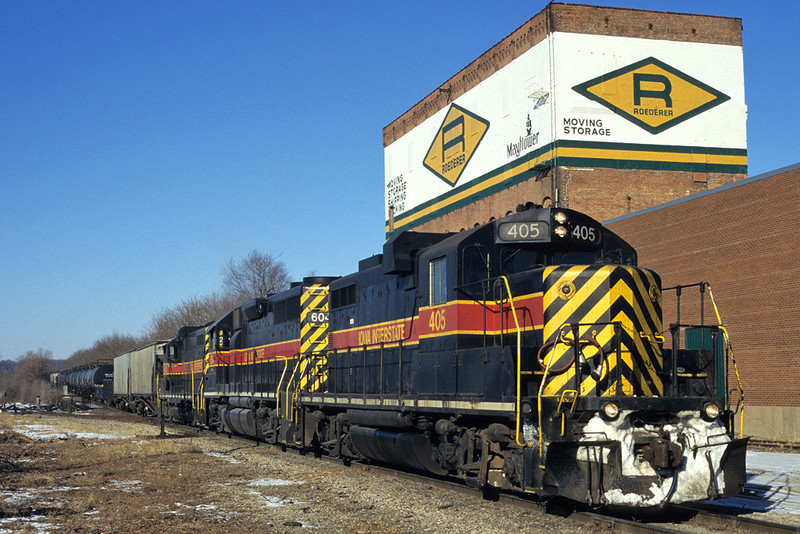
left=383, top=3, right=741, bottom=147
left=606, top=166, right=800, bottom=407
left=561, top=167, right=741, bottom=220
left=409, top=166, right=742, bottom=234
left=408, top=179, right=552, bottom=234
left=550, top=3, right=742, bottom=45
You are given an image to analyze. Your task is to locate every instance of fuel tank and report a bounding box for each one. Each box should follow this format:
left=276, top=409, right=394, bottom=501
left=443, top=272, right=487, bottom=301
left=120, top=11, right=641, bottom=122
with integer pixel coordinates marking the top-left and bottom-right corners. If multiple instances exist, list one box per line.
left=221, top=408, right=258, bottom=437
left=349, top=426, right=447, bottom=475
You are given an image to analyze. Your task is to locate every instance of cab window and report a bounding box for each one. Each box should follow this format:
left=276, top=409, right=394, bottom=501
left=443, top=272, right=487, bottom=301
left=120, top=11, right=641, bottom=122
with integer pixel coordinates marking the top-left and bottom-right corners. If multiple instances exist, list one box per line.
left=500, top=247, right=544, bottom=274
left=429, top=257, right=446, bottom=305
left=462, top=245, right=489, bottom=286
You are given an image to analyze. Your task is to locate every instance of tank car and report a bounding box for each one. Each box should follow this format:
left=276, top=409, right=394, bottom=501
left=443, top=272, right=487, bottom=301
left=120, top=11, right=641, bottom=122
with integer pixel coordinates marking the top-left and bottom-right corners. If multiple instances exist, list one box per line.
left=59, top=361, right=114, bottom=404
left=162, top=206, right=747, bottom=507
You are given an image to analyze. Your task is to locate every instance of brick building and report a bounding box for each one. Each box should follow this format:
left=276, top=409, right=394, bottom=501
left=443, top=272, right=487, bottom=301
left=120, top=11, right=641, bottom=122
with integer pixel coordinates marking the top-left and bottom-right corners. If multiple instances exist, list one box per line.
left=605, top=164, right=800, bottom=441
left=380, top=3, right=795, bottom=441
left=383, top=3, right=747, bottom=237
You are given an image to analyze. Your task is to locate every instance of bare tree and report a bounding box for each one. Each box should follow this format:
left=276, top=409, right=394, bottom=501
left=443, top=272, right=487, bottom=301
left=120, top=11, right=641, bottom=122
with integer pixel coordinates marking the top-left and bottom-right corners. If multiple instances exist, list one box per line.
left=15, top=349, right=52, bottom=384
left=64, top=333, right=139, bottom=368
left=221, top=250, right=290, bottom=304
left=143, top=292, right=240, bottom=341
left=0, top=349, right=54, bottom=403
left=92, top=332, right=139, bottom=360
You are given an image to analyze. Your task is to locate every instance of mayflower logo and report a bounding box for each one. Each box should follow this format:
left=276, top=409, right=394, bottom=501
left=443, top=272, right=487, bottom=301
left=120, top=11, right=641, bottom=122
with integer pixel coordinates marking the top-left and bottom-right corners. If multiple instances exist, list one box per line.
left=572, top=57, right=730, bottom=134
left=423, top=104, right=489, bottom=187
left=507, top=112, right=540, bottom=159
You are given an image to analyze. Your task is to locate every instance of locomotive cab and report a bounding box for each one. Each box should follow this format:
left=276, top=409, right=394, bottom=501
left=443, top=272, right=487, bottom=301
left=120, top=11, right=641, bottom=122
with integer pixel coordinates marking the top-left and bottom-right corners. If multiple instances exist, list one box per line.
left=472, top=207, right=746, bottom=506
left=403, top=206, right=746, bottom=506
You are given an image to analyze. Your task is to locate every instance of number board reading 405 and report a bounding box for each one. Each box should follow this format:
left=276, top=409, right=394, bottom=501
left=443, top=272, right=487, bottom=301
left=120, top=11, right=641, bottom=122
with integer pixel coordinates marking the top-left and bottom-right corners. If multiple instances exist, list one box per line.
left=497, top=221, right=548, bottom=242
left=569, top=224, right=600, bottom=244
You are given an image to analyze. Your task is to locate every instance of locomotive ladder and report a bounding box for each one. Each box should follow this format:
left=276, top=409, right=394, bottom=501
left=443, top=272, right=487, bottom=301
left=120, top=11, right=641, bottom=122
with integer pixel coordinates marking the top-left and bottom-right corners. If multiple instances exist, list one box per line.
left=498, top=276, right=534, bottom=450
left=279, top=350, right=328, bottom=426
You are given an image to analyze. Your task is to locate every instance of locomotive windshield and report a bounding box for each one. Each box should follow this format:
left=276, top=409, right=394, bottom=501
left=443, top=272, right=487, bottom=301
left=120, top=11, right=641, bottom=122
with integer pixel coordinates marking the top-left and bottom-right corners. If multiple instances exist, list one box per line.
left=499, top=239, right=635, bottom=274
left=500, top=247, right=544, bottom=274
left=497, top=229, right=635, bottom=273
left=491, top=208, right=637, bottom=273
left=456, top=208, right=637, bottom=293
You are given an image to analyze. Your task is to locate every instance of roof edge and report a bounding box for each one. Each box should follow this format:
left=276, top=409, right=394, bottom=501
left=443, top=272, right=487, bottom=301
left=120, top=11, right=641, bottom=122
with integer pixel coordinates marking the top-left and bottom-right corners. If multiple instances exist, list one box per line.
left=603, top=162, right=800, bottom=225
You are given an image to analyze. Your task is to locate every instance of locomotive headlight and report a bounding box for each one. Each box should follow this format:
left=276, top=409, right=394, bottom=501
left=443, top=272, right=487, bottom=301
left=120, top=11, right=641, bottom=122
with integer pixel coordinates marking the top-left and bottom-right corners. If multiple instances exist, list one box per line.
left=554, top=211, right=568, bottom=224
left=554, top=225, right=568, bottom=238
left=601, top=402, right=620, bottom=420
left=702, top=402, right=721, bottom=421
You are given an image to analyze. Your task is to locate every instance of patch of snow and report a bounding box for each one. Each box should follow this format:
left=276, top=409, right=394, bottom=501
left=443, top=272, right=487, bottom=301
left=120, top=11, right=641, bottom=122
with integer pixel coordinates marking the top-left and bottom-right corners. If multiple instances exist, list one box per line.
left=203, top=451, right=241, bottom=463
left=246, top=479, right=306, bottom=509
left=707, top=450, right=800, bottom=516
left=292, top=518, right=321, bottom=528
left=248, top=478, right=304, bottom=487
left=578, top=410, right=735, bottom=506
left=12, top=422, right=127, bottom=441
left=106, top=480, right=144, bottom=493
left=161, top=502, right=236, bottom=521
left=0, top=513, right=59, bottom=533
left=247, top=491, right=305, bottom=508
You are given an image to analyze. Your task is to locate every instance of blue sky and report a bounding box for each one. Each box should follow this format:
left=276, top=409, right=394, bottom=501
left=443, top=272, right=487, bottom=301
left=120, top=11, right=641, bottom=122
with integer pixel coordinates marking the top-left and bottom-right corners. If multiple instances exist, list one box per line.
left=1, top=1, right=796, bottom=360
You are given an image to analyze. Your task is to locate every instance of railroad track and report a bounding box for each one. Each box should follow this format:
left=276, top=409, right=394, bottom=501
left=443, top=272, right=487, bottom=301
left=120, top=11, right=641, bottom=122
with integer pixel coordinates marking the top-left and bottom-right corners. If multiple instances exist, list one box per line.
left=749, top=438, right=800, bottom=452
left=668, top=502, right=800, bottom=533
left=363, top=463, right=800, bottom=534
left=173, top=420, right=799, bottom=534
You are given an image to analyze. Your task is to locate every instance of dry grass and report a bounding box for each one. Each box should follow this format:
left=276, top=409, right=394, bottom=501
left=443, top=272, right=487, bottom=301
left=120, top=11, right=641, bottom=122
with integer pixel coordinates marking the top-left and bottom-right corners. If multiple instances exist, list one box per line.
left=0, top=412, right=270, bottom=532
left=0, top=412, right=16, bottom=434
left=0, top=410, right=594, bottom=534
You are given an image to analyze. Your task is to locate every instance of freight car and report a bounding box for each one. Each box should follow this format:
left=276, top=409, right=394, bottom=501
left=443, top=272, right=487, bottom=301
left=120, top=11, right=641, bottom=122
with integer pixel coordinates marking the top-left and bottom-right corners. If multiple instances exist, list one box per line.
left=113, top=341, right=167, bottom=416
left=57, top=361, right=114, bottom=404
left=161, top=206, right=747, bottom=507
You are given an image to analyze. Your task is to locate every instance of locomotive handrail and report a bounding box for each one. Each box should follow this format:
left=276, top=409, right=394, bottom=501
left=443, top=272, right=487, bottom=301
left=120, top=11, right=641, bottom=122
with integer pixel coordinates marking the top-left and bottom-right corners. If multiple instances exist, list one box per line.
left=292, top=350, right=329, bottom=405
left=273, top=356, right=291, bottom=422
left=708, top=286, right=745, bottom=438
left=536, top=338, right=558, bottom=467
left=319, top=293, right=417, bottom=404
left=196, top=344, right=217, bottom=415
left=667, top=315, right=744, bottom=438
left=191, top=361, right=199, bottom=413
left=458, top=275, right=531, bottom=355
left=287, top=353, right=321, bottom=422
left=498, top=276, right=531, bottom=450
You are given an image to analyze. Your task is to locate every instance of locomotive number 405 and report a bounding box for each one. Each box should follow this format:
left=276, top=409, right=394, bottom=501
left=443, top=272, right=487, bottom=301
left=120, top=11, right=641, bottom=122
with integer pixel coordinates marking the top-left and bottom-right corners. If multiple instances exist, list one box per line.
left=497, top=221, right=548, bottom=242
left=571, top=224, right=597, bottom=242
left=429, top=309, right=446, bottom=332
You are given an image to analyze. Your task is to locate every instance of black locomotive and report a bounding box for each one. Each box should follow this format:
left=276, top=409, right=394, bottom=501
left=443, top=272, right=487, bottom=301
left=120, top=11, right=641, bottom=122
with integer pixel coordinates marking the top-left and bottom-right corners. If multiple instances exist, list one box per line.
left=159, top=206, right=747, bottom=506
left=60, top=206, right=747, bottom=507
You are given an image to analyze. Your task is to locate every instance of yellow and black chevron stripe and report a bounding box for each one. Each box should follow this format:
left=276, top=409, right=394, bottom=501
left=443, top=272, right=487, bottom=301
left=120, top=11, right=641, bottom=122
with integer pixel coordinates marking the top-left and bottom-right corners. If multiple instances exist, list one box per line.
left=299, top=284, right=330, bottom=392
left=540, top=265, right=663, bottom=397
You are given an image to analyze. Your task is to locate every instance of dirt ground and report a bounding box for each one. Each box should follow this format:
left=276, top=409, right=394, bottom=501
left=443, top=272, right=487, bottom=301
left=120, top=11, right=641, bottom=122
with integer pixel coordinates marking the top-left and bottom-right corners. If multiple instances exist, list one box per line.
left=0, top=408, right=594, bottom=533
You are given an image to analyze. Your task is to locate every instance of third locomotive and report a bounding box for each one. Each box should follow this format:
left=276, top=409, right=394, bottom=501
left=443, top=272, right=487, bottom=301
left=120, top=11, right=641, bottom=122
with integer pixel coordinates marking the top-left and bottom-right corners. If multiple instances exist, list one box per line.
left=62, top=205, right=748, bottom=507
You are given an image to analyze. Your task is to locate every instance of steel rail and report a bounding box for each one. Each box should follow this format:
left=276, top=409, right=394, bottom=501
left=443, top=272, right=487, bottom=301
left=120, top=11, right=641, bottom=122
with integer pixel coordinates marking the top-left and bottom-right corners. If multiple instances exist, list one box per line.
left=149, top=416, right=800, bottom=534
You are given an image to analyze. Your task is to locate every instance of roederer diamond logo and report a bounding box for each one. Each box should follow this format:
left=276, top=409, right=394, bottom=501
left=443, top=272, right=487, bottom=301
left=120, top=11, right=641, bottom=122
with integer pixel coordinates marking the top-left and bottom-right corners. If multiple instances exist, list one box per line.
left=572, top=57, right=730, bottom=134
left=423, top=104, right=489, bottom=187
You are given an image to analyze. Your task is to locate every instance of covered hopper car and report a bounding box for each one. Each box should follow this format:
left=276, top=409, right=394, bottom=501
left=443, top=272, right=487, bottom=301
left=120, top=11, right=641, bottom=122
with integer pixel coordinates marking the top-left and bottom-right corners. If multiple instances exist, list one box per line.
left=113, top=341, right=167, bottom=416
